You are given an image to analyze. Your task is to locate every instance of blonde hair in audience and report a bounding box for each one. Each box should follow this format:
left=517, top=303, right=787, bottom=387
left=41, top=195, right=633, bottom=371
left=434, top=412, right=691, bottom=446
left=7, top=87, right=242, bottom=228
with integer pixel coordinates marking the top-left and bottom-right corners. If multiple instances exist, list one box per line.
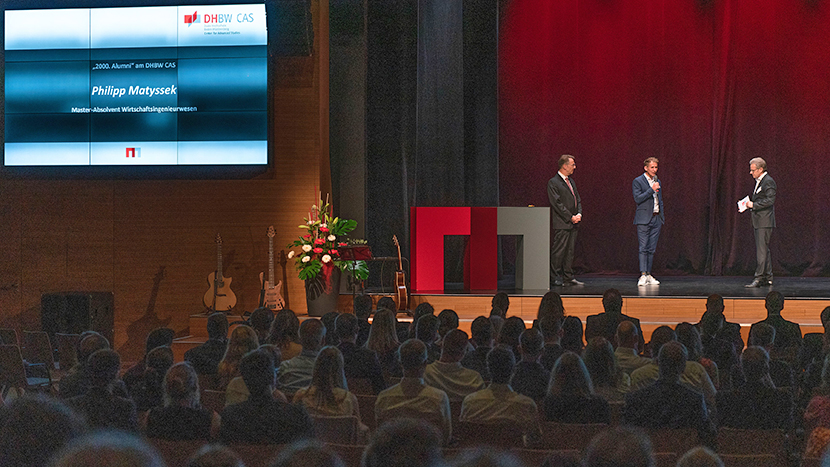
left=217, top=325, right=259, bottom=386
left=548, top=351, right=594, bottom=397
left=309, top=346, right=348, bottom=408
left=365, top=308, right=399, bottom=354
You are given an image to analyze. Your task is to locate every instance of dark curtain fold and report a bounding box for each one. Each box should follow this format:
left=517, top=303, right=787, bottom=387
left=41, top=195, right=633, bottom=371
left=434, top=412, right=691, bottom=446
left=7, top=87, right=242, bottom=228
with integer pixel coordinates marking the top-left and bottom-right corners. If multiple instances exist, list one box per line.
left=499, top=0, right=830, bottom=277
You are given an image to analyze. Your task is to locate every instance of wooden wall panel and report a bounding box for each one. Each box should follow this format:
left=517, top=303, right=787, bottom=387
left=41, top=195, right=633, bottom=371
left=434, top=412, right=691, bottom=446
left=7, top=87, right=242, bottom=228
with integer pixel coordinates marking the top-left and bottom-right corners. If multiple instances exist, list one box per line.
left=0, top=1, right=326, bottom=361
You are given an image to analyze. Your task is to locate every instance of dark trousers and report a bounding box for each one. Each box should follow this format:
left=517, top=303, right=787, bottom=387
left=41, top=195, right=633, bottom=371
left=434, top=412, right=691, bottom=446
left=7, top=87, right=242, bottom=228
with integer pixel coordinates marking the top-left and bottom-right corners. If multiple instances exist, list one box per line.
left=637, top=215, right=662, bottom=274
left=551, top=228, right=577, bottom=283
left=754, top=227, right=773, bottom=280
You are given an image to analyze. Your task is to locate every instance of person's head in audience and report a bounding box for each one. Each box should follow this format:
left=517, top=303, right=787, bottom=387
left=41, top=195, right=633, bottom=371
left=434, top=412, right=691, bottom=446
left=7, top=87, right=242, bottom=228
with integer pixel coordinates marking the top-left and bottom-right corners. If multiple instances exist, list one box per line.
left=0, top=394, right=85, bottom=467
left=219, top=325, right=260, bottom=381
left=657, top=341, right=687, bottom=382
left=583, top=426, right=655, bottom=467
left=437, top=309, right=459, bottom=340
left=376, top=297, right=397, bottom=313
left=519, top=328, right=544, bottom=362
left=615, top=321, right=640, bottom=351
left=675, top=322, right=703, bottom=362
left=240, top=348, right=277, bottom=398
left=583, top=337, right=622, bottom=389
left=89, top=349, right=121, bottom=389
left=144, top=327, right=175, bottom=357
left=271, top=440, right=345, bottom=467
left=163, top=361, right=201, bottom=408
left=142, top=346, right=174, bottom=403
left=698, top=310, right=724, bottom=339
left=765, top=290, right=785, bottom=316
left=749, top=322, right=776, bottom=351
left=497, top=316, right=526, bottom=357
left=207, top=313, right=230, bottom=342
left=548, top=351, right=594, bottom=397
left=354, top=294, right=374, bottom=321
left=310, top=346, right=347, bottom=408
left=821, top=307, right=830, bottom=334
left=537, top=291, right=565, bottom=322
left=561, top=316, right=584, bottom=353
left=487, top=345, right=516, bottom=385
left=451, top=448, right=523, bottom=467
left=741, top=346, right=773, bottom=388
left=706, top=294, right=725, bottom=315
left=440, top=329, right=470, bottom=363
left=470, top=316, right=494, bottom=349
left=676, top=446, right=724, bottom=467
left=362, top=419, right=443, bottom=467
left=416, top=314, right=439, bottom=345
left=398, top=338, right=428, bottom=378
left=647, top=325, right=677, bottom=358
left=299, top=319, right=326, bottom=353
left=187, top=444, right=245, bottom=467
left=411, top=302, right=436, bottom=338
left=602, top=288, right=623, bottom=314
left=50, top=431, right=165, bottom=467
left=820, top=353, right=830, bottom=393
left=259, top=344, right=282, bottom=368
left=77, top=332, right=111, bottom=367
left=321, top=312, right=340, bottom=346
left=267, top=309, right=300, bottom=347
left=249, top=308, right=274, bottom=343
left=335, top=313, right=360, bottom=345
left=492, top=292, right=510, bottom=317
left=365, top=308, right=400, bottom=354
left=538, top=315, right=563, bottom=346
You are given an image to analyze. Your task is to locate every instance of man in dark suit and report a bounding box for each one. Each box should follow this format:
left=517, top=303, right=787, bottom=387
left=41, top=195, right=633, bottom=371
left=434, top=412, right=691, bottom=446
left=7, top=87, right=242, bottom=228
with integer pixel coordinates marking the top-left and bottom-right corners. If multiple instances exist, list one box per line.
left=699, top=293, right=744, bottom=351
left=623, top=341, right=715, bottom=444
left=184, top=312, right=228, bottom=375
left=585, top=288, right=645, bottom=351
left=745, top=157, right=776, bottom=287
left=633, top=157, right=664, bottom=286
left=547, top=154, right=583, bottom=287
left=220, top=348, right=313, bottom=444
left=336, top=312, right=386, bottom=394
left=749, top=291, right=802, bottom=355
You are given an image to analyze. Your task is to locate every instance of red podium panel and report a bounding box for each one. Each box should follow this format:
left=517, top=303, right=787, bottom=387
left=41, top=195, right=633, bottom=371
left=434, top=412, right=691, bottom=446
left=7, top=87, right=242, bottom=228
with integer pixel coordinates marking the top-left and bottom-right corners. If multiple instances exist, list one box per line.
left=410, top=207, right=498, bottom=292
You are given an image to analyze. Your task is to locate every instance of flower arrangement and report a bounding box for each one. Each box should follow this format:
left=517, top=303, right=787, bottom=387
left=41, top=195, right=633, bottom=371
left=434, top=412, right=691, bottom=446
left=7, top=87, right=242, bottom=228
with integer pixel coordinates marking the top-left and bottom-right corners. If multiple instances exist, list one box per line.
left=287, top=197, right=369, bottom=283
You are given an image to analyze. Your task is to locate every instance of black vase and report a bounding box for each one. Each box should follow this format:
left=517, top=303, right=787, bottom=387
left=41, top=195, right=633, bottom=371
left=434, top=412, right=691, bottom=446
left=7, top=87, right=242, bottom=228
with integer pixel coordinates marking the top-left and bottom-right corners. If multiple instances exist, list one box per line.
left=305, top=266, right=341, bottom=317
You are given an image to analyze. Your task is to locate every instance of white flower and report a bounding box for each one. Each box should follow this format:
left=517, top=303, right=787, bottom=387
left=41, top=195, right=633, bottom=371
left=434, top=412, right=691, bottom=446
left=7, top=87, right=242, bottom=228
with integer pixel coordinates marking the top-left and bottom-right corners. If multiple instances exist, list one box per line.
left=307, top=220, right=314, bottom=225
left=302, top=256, right=311, bottom=263
left=302, top=244, right=312, bottom=252
left=322, top=254, right=332, bottom=263
left=327, top=235, right=336, bottom=242
left=287, top=251, right=295, bottom=259
left=321, top=223, right=327, bottom=229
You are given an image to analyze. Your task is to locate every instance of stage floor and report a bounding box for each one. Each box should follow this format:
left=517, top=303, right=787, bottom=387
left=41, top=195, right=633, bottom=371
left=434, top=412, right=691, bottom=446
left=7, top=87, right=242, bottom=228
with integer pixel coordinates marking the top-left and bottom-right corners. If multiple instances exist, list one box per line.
left=415, top=275, right=830, bottom=300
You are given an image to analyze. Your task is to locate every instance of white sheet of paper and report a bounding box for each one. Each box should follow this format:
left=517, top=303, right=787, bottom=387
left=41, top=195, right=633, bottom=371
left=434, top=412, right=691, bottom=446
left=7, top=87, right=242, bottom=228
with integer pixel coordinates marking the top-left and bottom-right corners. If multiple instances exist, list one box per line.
left=737, top=196, right=750, bottom=213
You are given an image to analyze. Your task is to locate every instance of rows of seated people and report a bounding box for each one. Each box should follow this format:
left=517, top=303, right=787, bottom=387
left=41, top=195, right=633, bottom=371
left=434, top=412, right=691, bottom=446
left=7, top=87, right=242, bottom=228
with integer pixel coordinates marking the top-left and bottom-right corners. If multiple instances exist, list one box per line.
left=4, top=288, right=830, bottom=466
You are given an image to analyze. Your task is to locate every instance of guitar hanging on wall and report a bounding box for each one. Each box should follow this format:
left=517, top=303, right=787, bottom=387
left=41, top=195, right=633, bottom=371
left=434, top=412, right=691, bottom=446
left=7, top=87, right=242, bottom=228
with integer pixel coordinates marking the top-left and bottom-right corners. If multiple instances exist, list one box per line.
left=392, top=235, right=409, bottom=311
left=204, top=233, right=237, bottom=312
left=259, top=226, right=285, bottom=310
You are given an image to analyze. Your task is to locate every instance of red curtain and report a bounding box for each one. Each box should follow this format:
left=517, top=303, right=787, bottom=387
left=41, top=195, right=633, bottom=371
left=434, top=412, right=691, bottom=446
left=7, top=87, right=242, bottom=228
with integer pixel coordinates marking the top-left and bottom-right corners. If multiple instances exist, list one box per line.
left=499, top=0, right=830, bottom=276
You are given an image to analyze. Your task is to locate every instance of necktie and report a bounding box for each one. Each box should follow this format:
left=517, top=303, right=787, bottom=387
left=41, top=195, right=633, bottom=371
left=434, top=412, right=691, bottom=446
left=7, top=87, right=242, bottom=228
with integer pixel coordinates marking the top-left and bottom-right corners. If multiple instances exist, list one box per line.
left=565, top=177, right=575, bottom=198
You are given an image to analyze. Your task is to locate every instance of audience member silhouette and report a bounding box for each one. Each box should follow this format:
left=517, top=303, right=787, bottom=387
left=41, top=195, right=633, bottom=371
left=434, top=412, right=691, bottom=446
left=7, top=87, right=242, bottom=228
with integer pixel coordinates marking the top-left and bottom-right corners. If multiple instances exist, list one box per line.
left=676, top=322, right=720, bottom=389
left=416, top=314, right=441, bottom=363
left=510, top=328, right=549, bottom=401
left=583, top=426, right=655, bottom=467
left=461, top=316, right=494, bottom=381
left=497, top=316, right=526, bottom=358
left=66, top=349, right=138, bottom=432
left=249, top=307, right=275, bottom=344
left=614, top=321, right=652, bottom=376
left=544, top=351, right=610, bottom=423
left=278, top=319, right=326, bottom=394
left=0, top=394, right=85, bottom=467
left=186, top=444, right=245, bottom=467
left=750, top=291, right=802, bottom=357
left=217, top=325, right=259, bottom=388
left=676, top=446, right=724, bottom=467
left=354, top=294, right=374, bottom=347
left=584, top=336, right=630, bottom=402
left=146, top=361, right=219, bottom=440
left=365, top=308, right=402, bottom=377
left=561, top=316, right=585, bottom=353
left=335, top=313, right=386, bottom=394
left=424, top=329, right=485, bottom=400
left=585, top=288, right=645, bottom=350
left=51, top=431, right=166, bottom=467
left=123, top=327, right=175, bottom=392
left=130, top=345, right=174, bottom=412
left=267, top=309, right=303, bottom=361
left=539, top=315, right=565, bottom=372
left=59, top=332, right=129, bottom=399
left=185, top=312, right=229, bottom=376
left=270, top=440, right=345, bottom=467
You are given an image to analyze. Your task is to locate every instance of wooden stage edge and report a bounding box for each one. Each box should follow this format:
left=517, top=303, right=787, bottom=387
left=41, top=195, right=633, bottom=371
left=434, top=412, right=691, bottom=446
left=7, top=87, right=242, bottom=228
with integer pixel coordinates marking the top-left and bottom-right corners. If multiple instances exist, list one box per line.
left=404, top=294, right=827, bottom=348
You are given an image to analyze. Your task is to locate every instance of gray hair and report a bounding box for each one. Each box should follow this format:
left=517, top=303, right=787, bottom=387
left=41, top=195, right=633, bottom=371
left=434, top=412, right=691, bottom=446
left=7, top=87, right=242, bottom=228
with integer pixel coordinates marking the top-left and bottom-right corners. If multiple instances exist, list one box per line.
left=749, top=157, right=767, bottom=170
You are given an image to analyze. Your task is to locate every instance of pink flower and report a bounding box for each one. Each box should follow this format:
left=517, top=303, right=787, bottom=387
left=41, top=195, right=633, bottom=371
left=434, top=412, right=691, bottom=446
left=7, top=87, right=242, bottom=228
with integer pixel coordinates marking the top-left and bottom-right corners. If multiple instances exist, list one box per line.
left=320, top=227, right=329, bottom=233
left=329, top=249, right=338, bottom=255
left=338, top=242, right=347, bottom=247
left=303, top=235, right=311, bottom=239
left=313, top=247, right=324, bottom=254
left=314, top=238, right=325, bottom=245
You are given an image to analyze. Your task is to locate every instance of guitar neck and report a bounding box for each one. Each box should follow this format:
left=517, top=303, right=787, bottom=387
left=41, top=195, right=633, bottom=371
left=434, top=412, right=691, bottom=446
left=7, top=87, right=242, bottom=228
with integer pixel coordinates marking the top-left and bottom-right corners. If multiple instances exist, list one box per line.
left=268, top=236, right=275, bottom=285
left=216, top=242, right=223, bottom=281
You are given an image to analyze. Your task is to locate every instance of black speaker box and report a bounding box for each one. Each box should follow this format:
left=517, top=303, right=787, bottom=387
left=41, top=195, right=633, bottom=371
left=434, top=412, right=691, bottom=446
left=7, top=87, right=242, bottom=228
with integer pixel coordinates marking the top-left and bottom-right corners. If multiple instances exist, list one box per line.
left=41, top=292, right=114, bottom=345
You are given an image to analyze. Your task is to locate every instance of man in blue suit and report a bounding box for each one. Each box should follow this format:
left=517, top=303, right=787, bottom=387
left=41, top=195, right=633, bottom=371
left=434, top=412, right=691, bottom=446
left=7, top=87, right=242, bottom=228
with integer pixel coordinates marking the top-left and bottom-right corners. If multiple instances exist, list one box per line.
left=633, top=157, right=664, bottom=286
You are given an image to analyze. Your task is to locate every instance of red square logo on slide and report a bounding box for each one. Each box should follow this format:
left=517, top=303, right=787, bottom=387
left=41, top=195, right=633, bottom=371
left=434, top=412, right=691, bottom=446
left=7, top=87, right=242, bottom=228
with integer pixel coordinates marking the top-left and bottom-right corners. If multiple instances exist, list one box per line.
left=184, top=11, right=200, bottom=26
left=126, top=148, right=140, bottom=158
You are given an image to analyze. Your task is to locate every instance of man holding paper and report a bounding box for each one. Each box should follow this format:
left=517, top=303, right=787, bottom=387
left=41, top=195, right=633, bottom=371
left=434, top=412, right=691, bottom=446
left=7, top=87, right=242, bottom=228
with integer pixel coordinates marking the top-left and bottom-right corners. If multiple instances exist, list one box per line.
left=744, top=157, right=776, bottom=288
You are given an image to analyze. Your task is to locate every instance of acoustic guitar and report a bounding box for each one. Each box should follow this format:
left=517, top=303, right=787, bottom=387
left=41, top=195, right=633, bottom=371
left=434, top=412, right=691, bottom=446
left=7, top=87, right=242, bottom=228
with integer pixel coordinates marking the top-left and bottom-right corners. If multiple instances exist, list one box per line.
left=204, top=233, right=237, bottom=312
left=259, top=226, right=285, bottom=310
left=392, top=235, right=408, bottom=310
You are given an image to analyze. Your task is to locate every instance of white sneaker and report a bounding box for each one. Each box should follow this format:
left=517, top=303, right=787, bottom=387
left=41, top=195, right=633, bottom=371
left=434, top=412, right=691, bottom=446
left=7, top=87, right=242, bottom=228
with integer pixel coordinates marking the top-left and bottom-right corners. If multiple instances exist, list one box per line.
left=637, top=275, right=648, bottom=286
left=647, top=275, right=660, bottom=285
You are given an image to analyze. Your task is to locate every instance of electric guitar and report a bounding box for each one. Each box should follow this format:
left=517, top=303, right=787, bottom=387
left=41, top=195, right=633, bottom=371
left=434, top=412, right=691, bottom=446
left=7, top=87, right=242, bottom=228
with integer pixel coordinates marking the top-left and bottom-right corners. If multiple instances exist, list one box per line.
left=259, top=226, right=285, bottom=310
left=392, top=235, right=408, bottom=310
left=204, top=233, right=237, bottom=312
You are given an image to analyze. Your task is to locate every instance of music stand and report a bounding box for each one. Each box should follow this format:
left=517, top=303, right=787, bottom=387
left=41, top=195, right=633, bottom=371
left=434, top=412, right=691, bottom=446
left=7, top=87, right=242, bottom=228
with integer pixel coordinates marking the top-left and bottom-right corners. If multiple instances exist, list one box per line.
left=340, top=245, right=373, bottom=299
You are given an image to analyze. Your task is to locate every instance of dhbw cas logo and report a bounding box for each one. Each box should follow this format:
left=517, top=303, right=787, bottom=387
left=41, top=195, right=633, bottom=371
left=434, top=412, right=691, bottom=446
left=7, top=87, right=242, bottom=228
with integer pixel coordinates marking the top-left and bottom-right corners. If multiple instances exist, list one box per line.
left=184, top=11, right=200, bottom=26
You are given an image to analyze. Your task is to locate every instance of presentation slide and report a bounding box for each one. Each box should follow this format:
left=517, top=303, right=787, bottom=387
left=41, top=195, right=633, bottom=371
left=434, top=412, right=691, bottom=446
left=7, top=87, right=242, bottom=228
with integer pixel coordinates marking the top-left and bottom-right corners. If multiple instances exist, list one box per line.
left=4, top=4, right=268, bottom=166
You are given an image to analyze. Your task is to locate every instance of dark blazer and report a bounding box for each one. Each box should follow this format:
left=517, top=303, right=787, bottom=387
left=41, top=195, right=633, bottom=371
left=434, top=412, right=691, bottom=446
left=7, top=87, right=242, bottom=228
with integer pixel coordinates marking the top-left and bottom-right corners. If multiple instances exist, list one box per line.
left=632, top=174, right=664, bottom=224
left=750, top=173, right=776, bottom=228
left=585, top=312, right=646, bottom=351
left=184, top=338, right=227, bottom=375
left=540, top=343, right=565, bottom=373
left=623, top=379, right=714, bottom=441
left=750, top=315, right=802, bottom=352
left=511, top=361, right=549, bottom=401
left=461, top=345, right=492, bottom=381
left=67, top=386, right=138, bottom=432
left=716, top=383, right=793, bottom=430
left=547, top=174, right=581, bottom=230
left=338, top=341, right=387, bottom=394
left=219, top=394, right=313, bottom=444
